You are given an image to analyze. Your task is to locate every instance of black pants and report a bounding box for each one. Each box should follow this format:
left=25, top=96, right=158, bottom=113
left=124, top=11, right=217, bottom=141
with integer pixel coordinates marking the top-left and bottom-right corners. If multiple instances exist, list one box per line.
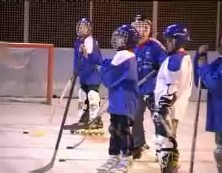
left=132, top=93, right=155, bottom=148
left=80, top=84, right=100, bottom=111
left=109, top=114, right=133, bottom=156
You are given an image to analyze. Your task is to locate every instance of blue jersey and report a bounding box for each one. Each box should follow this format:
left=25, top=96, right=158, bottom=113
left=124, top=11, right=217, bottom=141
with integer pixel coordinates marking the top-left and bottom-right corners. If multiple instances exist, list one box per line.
left=194, top=53, right=222, bottom=132
left=73, top=36, right=102, bottom=85
left=101, top=50, right=138, bottom=120
left=134, top=38, right=167, bottom=95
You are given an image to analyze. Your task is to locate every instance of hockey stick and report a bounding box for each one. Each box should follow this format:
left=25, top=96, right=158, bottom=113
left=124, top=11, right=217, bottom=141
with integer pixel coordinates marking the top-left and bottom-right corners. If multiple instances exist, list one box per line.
left=29, top=73, right=78, bottom=173
left=189, top=77, right=202, bottom=173
left=58, top=75, right=75, bottom=106
left=138, top=70, right=156, bottom=86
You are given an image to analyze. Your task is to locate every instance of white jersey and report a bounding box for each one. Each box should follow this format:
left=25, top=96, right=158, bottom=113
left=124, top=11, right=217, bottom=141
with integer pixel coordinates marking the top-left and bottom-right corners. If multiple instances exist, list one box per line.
left=154, top=52, right=193, bottom=120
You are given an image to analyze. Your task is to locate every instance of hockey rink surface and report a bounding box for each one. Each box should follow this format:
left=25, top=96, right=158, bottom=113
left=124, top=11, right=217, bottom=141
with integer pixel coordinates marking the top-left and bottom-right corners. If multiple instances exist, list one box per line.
left=0, top=98, right=217, bottom=173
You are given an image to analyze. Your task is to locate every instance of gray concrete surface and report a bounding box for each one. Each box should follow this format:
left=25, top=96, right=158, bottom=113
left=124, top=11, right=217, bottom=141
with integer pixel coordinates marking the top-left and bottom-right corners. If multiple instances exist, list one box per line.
left=0, top=99, right=217, bottom=173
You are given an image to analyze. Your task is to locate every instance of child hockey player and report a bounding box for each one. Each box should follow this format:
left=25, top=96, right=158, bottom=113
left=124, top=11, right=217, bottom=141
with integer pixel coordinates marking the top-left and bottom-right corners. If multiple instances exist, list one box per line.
left=193, top=37, right=222, bottom=173
left=73, top=18, right=103, bottom=134
left=153, top=24, right=193, bottom=173
left=131, top=14, right=167, bottom=159
left=96, top=24, right=139, bottom=173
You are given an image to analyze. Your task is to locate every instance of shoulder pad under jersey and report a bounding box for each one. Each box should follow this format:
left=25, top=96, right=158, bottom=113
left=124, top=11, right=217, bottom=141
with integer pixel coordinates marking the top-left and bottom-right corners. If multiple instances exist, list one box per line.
left=168, top=52, right=186, bottom=72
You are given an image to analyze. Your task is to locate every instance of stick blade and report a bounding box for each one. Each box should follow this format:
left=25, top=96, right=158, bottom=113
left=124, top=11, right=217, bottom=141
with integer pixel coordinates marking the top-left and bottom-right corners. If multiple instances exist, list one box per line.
left=29, top=162, right=53, bottom=173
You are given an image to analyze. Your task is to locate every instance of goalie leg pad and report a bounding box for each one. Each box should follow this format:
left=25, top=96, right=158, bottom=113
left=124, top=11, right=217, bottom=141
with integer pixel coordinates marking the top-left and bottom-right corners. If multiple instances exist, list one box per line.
left=88, top=90, right=100, bottom=119
left=78, top=88, right=87, bottom=117
left=155, top=134, right=179, bottom=173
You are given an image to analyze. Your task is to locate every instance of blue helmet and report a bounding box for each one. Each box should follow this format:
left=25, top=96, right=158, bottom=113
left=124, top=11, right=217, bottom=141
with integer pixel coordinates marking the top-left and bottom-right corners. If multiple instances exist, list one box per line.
left=111, top=24, right=139, bottom=50
left=163, top=24, right=190, bottom=48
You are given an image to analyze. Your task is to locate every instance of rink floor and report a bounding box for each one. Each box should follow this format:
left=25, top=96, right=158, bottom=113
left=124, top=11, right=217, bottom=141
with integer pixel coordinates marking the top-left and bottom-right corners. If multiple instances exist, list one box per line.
left=0, top=98, right=217, bottom=173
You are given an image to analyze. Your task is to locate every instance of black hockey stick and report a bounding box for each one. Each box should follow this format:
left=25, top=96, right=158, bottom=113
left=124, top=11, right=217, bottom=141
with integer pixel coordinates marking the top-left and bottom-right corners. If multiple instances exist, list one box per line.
left=189, top=77, right=202, bottom=173
left=29, top=73, right=78, bottom=173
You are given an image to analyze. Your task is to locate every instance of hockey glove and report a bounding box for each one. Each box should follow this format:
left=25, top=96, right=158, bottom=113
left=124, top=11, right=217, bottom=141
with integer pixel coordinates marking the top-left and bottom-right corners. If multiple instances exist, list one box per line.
left=197, top=45, right=208, bottom=68
left=159, top=93, right=177, bottom=108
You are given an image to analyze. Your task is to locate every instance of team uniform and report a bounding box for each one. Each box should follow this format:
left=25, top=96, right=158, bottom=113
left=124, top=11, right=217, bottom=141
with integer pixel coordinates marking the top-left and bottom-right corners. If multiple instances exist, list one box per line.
left=193, top=39, right=222, bottom=173
left=96, top=25, right=139, bottom=173
left=73, top=18, right=103, bottom=134
left=131, top=15, right=167, bottom=159
left=153, top=24, right=192, bottom=173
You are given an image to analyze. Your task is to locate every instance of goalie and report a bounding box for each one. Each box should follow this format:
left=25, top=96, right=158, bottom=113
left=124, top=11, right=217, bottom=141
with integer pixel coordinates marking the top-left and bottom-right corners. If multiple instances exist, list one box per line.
left=73, top=18, right=103, bottom=134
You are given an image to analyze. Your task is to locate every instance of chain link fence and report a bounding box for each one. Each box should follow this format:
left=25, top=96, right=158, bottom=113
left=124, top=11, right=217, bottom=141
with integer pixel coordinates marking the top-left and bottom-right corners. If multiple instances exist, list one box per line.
left=0, top=0, right=221, bottom=50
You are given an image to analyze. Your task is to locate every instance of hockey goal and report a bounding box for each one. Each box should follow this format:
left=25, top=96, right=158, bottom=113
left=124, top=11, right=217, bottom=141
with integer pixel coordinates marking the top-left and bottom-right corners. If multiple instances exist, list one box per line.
left=0, top=42, right=54, bottom=105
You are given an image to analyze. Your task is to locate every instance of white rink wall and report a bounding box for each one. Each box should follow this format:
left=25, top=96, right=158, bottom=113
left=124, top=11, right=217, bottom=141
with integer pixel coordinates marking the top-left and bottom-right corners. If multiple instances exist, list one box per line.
left=0, top=48, right=220, bottom=101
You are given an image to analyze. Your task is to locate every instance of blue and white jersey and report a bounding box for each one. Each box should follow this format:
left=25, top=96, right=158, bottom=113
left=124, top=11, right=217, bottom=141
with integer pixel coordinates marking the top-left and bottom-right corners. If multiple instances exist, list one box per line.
left=101, top=50, right=138, bottom=120
left=73, top=35, right=102, bottom=85
left=194, top=54, right=222, bottom=132
left=134, top=38, right=167, bottom=95
left=155, top=51, right=193, bottom=120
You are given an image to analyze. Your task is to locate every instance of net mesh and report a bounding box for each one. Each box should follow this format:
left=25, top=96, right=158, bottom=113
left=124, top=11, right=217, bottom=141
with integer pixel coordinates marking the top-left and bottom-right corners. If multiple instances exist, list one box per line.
left=0, top=44, right=49, bottom=104
left=93, top=0, right=153, bottom=49
left=0, top=0, right=24, bottom=42
left=157, top=1, right=217, bottom=50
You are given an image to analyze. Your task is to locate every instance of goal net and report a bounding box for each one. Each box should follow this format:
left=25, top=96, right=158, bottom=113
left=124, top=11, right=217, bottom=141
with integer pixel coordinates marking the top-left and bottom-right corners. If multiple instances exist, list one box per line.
left=0, top=42, right=54, bottom=105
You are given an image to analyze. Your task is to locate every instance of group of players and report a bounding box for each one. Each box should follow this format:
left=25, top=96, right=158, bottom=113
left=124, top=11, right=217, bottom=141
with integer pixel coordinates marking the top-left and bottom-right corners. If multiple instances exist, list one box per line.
left=72, top=15, right=222, bottom=173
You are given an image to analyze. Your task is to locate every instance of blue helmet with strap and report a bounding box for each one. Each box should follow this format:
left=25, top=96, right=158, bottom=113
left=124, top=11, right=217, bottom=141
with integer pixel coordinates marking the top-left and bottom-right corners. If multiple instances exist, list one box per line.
left=163, top=24, right=190, bottom=49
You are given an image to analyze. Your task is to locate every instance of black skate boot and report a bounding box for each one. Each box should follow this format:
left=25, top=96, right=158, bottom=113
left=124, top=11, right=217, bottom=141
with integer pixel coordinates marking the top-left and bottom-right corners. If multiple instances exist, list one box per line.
left=132, top=144, right=150, bottom=160
left=70, top=111, right=89, bottom=134
left=85, top=116, right=104, bottom=136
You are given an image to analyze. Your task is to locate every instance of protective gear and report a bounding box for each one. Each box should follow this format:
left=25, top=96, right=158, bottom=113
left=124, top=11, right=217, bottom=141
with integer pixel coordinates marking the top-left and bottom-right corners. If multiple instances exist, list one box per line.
left=88, top=90, right=100, bottom=120
left=154, top=135, right=179, bottom=173
left=109, top=156, right=133, bottom=173
left=214, top=133, right=222, bottom=173
left=111, top=24, right=139, bottom=50
left=77, top=88, right=87, bottom=117
left=97, top=155, right=120, bottom=172
left=143, top=93, right=155, bottom=112
left=131, top=14, right=152, bottom=39
left=163, top=24, right=190, bottom=52
left=76, top=18, right=92, bottom=38
left=196, top=44, right=209, bottom=69
left=159, top=92, right=177, bottom=108
left=171, top=119, right=179, bottom=138
left=198, top=44, right=209, bottom=55
left=109, top=115, right=133, bottom=157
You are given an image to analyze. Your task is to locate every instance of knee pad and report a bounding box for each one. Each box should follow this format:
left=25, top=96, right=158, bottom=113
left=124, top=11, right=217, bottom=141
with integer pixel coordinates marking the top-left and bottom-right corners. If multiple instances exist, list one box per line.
left=214, top=145, right=222, bottom=173
left=88, top=90, right=100, bottom=119
left=109, top=124, right=118, bottom=136
left=88, top=90, right=100, bottom=105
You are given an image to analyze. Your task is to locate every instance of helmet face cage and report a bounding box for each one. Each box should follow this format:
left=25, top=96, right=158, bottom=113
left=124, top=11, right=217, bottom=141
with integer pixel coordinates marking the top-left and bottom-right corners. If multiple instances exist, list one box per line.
left=76, top=18, right=92, bottom=37
left=111, top=29, right=128, bottom=50
left=131, top=20, right=151, bottom=38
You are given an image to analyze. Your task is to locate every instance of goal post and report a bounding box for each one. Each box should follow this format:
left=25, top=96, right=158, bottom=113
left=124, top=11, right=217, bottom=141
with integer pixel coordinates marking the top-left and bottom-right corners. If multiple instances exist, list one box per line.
left=0, top=42, right=54, bottom=105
